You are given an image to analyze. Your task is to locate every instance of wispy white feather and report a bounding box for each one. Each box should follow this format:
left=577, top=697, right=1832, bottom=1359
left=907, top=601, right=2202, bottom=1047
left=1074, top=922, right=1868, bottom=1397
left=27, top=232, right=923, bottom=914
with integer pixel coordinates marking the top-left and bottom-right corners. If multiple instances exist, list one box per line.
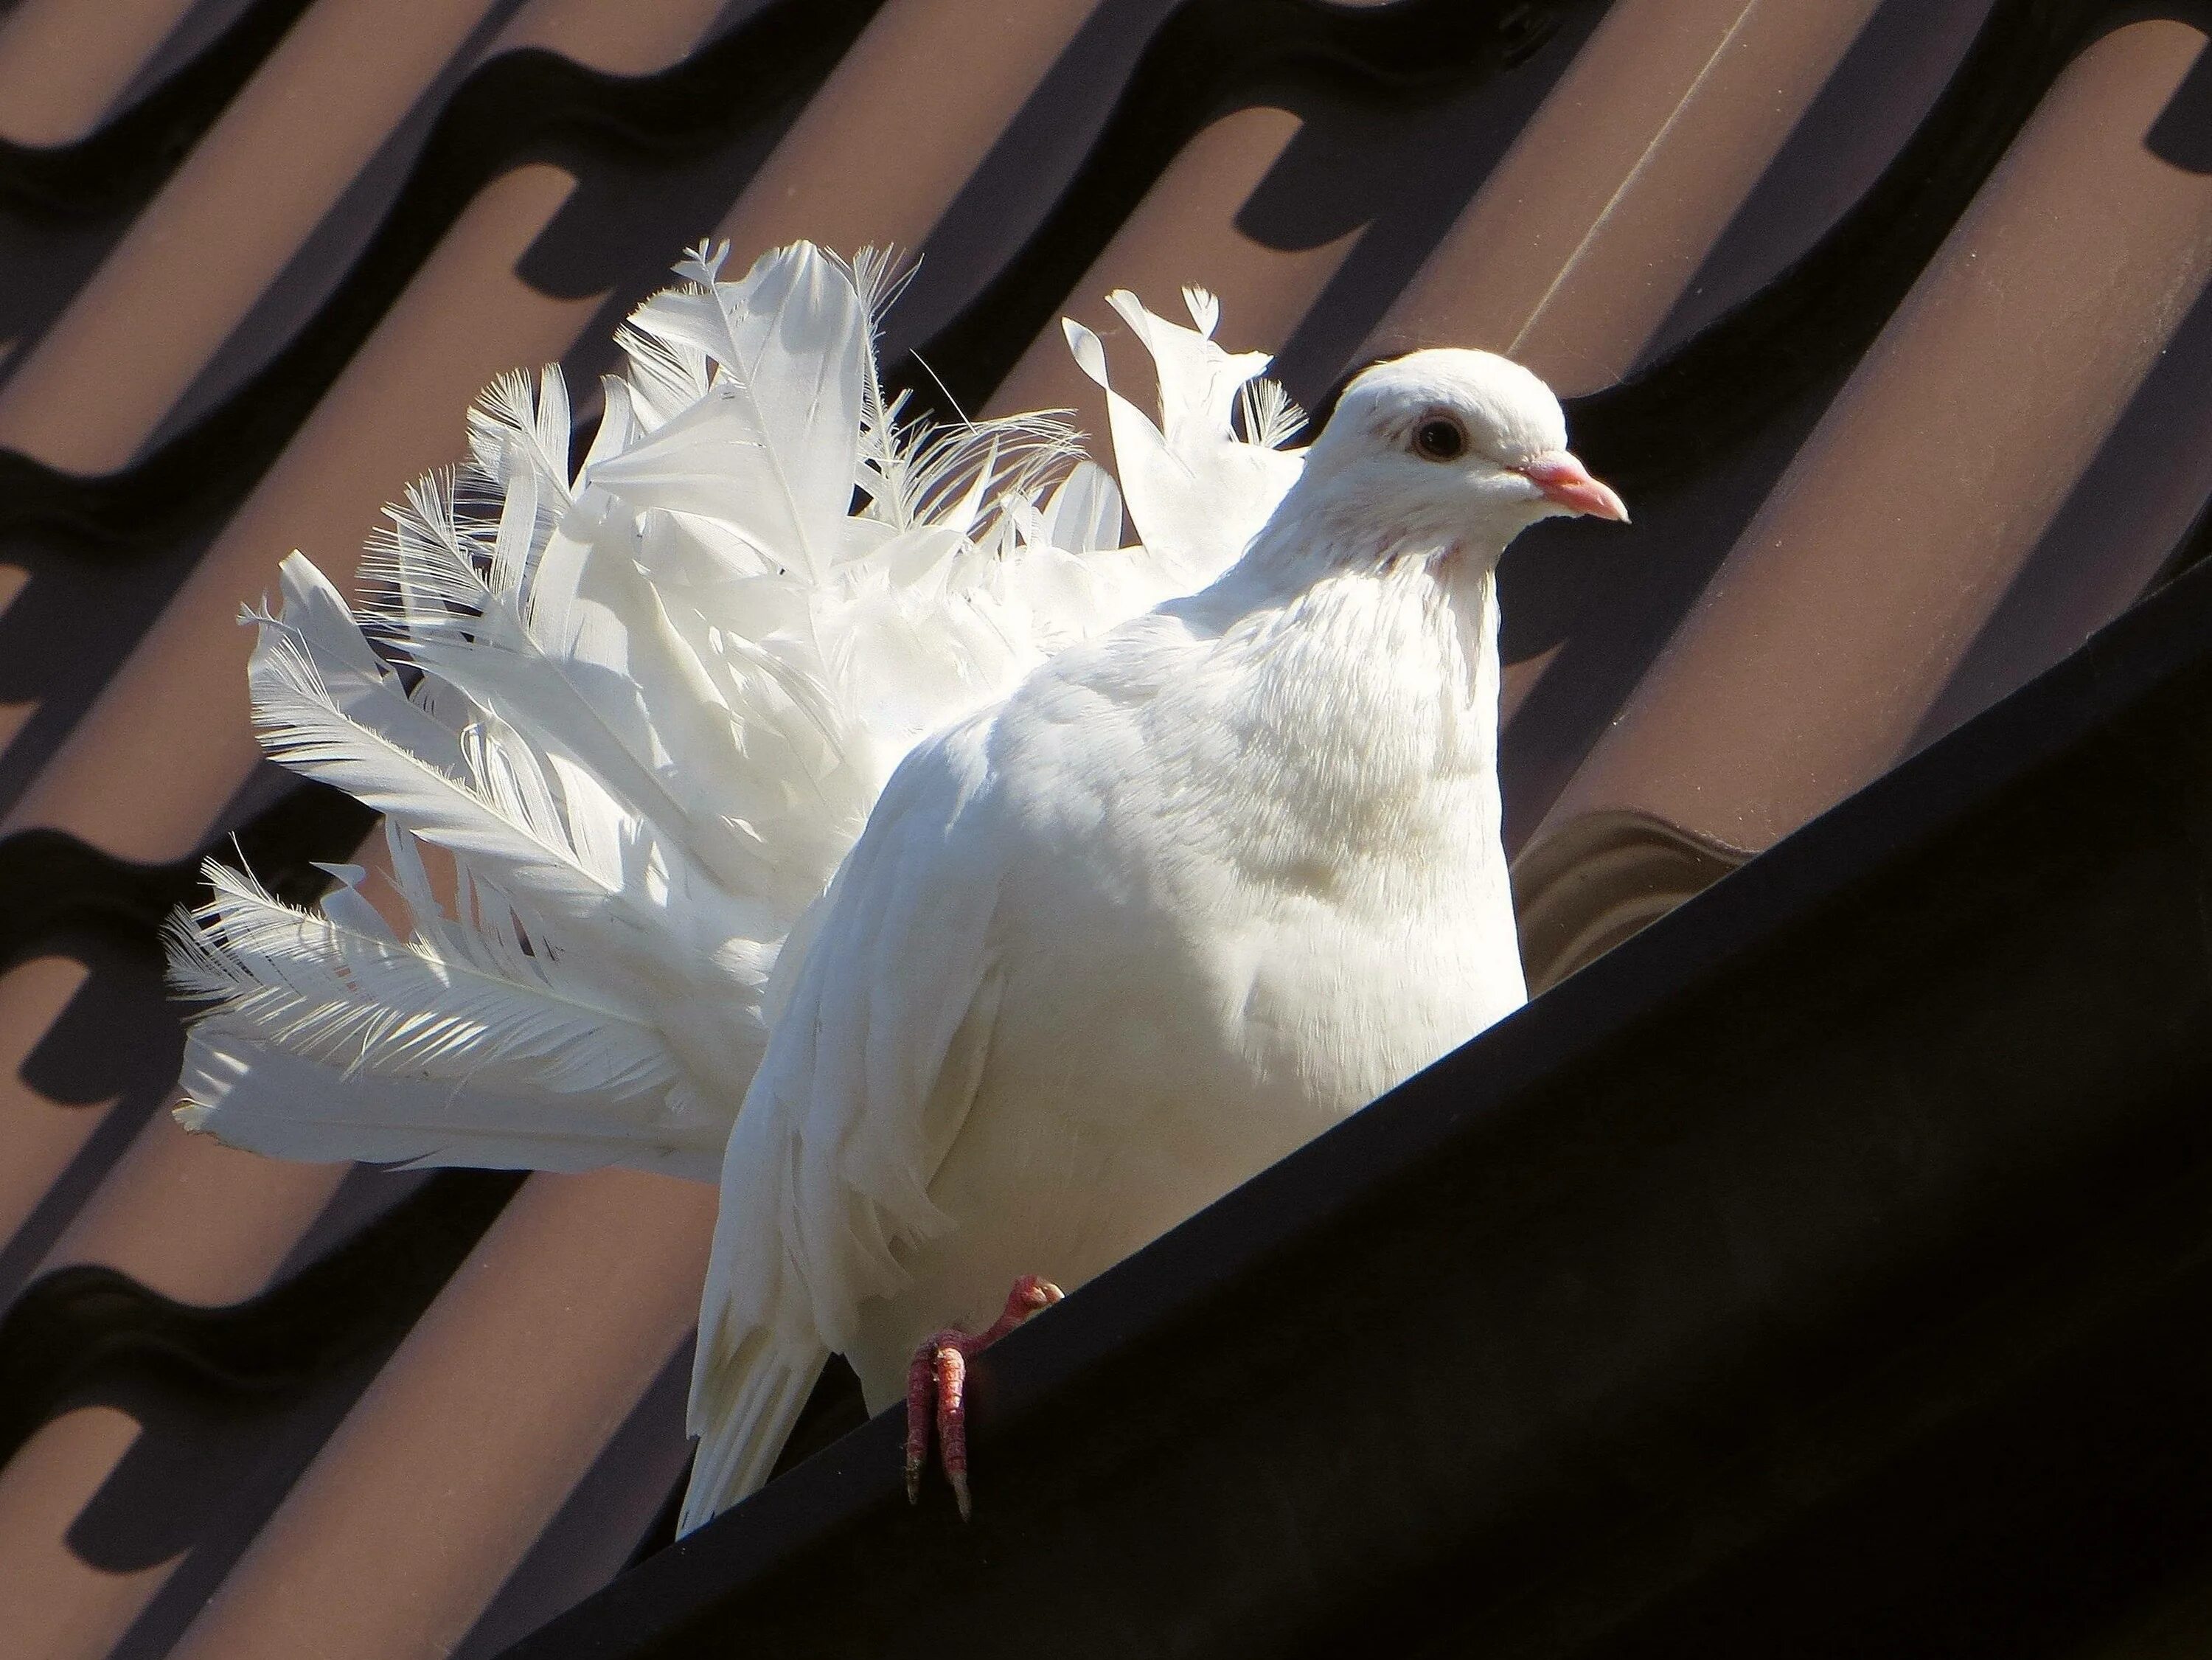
left=169, top=240, right=1309, bottom=1507
left=169, top=855, right=670, bottom=1098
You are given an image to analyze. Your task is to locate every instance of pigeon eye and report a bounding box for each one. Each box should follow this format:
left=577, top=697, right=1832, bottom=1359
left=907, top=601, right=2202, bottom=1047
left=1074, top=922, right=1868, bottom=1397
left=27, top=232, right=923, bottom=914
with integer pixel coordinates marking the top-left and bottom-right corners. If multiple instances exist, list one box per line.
left=1413, top=417, right=1467, bottom=462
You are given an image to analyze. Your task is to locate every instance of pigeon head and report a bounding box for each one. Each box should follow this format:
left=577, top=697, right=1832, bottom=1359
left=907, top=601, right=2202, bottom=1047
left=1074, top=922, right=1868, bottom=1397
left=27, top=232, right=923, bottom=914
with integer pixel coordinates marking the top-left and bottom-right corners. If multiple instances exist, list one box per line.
left=1293, top=348, right=1627, bottom=561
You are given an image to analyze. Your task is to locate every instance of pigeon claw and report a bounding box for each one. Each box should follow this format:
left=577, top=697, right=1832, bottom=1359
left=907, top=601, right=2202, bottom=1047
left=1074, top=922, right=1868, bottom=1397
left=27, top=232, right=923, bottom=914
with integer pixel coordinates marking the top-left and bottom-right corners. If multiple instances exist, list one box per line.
left=904, top=1275, right=1063, bottom=1520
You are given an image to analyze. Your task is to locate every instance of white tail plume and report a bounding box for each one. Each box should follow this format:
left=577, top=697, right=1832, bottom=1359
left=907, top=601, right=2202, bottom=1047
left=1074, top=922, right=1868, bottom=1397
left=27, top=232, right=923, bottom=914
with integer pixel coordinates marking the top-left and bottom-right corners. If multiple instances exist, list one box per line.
left=167, top=240, right=1304, bottom=1511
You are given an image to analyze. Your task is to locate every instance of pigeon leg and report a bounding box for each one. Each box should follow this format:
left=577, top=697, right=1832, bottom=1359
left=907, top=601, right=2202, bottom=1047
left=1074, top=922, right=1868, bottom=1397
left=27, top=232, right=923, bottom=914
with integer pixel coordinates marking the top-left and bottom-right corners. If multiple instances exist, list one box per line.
left=904, top=1274, right=1063, bottom=1518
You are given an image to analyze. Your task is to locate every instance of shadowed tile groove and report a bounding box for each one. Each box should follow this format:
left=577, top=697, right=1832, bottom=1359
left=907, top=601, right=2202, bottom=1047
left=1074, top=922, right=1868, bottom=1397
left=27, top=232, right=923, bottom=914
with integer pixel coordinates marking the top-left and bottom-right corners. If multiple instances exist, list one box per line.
left=1, top=0, right=2207, bottom=1654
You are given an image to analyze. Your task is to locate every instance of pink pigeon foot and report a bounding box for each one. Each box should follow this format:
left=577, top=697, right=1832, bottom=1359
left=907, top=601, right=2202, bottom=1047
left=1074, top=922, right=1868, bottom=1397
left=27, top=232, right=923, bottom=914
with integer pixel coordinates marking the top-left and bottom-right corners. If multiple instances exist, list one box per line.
left=904, top=1274, right=1063, bottom=1518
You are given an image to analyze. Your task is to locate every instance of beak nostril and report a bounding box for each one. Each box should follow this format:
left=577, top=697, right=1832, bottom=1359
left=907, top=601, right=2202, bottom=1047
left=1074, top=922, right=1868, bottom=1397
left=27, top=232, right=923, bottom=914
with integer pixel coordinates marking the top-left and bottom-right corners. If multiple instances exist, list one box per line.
left=1515, top=451, right=1630, bottom=524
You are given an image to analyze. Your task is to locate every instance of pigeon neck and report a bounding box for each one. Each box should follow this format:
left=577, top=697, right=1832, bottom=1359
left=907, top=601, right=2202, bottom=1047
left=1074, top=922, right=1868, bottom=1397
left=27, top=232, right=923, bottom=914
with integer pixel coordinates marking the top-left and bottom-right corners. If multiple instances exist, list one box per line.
left=1179, top=529, right=1508, bottom=826
left=1227, top=478, right=1523, bottom=596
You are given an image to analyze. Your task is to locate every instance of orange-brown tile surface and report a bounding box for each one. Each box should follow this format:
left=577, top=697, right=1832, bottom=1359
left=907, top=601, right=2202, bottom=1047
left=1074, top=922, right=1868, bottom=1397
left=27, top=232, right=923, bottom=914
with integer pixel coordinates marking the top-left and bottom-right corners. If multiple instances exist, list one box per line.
left=1, top=2, right=2200, bottom=1656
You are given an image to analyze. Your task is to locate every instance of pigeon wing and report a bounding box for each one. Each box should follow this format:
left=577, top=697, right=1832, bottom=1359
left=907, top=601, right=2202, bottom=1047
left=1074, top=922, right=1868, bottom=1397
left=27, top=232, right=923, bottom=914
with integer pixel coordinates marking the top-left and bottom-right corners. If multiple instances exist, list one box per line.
left=682, top=715, right=1005, bottom=1526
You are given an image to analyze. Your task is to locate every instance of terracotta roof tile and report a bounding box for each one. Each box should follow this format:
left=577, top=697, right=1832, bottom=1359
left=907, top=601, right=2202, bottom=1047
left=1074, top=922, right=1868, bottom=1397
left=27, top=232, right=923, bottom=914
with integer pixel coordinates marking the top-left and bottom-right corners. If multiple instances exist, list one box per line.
left=0, top=1403, right=173, bottom=1658
left=714, top=0, right=1102, bottom=258
left=165, top=1170, right=714, bottom=1660
left=0, top=958, right=101, bottom=1263
left=0, top=1, right=2201, bottom=1653
left=1520, top=16, right=2212, bottom=982
left=990, top=103, right=1361, bottom=419
left=1373, top=0, right=1888, bottom=387
left=0, top=0, right=206, bottom=147
left=0, top=0, right=538, bottom=476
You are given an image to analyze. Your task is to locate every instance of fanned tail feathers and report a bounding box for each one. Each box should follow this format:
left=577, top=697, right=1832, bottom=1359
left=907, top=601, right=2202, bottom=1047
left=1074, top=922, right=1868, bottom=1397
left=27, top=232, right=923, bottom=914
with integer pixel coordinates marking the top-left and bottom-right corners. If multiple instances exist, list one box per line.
left=167, top=237, right=1304, bottom=1519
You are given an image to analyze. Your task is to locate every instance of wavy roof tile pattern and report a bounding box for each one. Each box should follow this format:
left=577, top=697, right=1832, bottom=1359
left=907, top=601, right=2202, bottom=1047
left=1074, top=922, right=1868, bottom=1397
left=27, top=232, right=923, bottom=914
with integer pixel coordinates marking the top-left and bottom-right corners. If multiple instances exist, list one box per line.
left=0, top=0, right=2199, bottom=1654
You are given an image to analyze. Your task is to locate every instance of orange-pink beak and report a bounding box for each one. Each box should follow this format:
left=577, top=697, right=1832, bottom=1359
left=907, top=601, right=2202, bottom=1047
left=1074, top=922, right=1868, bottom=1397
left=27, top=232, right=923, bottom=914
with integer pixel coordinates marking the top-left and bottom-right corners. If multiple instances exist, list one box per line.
left=1516, top=451, right=1629, bottom=523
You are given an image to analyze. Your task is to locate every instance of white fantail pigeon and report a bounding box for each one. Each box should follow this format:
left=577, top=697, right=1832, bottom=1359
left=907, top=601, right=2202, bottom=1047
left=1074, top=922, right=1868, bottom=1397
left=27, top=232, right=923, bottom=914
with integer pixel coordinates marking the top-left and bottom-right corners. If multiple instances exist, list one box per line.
left=166, top=242, right=1626, bottom=1531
